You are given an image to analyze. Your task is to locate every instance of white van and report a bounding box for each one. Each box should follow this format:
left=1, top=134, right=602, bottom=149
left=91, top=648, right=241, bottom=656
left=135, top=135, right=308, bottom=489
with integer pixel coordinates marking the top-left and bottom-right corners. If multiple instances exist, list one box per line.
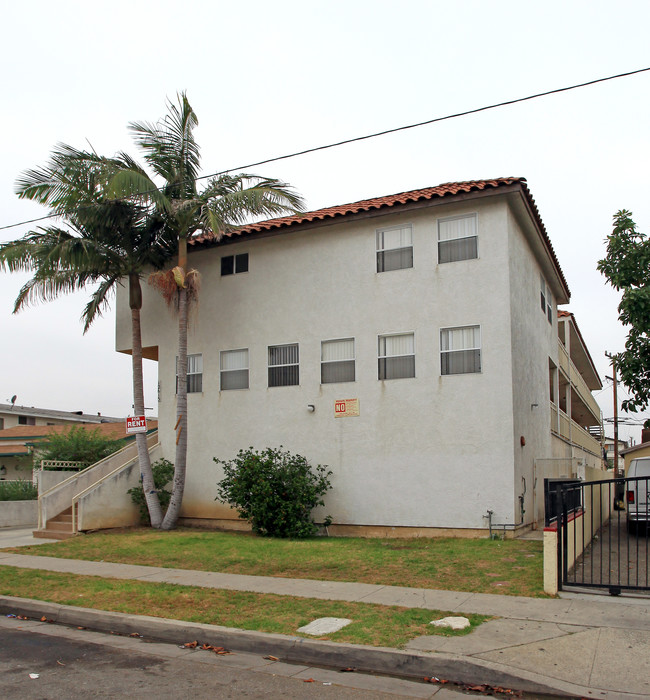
left=626, top=457, right=650, bottom=533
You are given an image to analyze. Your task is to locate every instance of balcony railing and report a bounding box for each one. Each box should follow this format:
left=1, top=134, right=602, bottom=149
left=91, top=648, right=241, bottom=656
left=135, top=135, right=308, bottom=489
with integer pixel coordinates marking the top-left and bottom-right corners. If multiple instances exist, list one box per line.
left=550, top=402, right=601, bottom=457
left=557, top=342, right=602, bottom=424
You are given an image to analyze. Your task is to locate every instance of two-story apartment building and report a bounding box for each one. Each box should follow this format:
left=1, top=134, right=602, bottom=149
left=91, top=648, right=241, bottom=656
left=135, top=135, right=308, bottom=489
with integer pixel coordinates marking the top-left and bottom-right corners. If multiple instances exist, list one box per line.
left=116, top=177, right=603, bottom=536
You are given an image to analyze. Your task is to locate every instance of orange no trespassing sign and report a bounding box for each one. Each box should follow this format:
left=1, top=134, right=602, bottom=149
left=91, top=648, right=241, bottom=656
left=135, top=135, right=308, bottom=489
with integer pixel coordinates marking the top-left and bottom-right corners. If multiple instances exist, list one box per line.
left=334, top=399, right=360, bottom=418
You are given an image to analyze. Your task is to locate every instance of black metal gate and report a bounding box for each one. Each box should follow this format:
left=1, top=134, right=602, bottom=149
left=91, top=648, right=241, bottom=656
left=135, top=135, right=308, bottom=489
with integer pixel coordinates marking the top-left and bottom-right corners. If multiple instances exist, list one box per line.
left=546, top=476, right=649, bottom=594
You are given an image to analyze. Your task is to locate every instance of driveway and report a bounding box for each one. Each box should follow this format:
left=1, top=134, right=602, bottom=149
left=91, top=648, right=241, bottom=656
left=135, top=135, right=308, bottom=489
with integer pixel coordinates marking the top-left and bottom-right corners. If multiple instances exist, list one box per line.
left=567, top=514, right=649, bottom=591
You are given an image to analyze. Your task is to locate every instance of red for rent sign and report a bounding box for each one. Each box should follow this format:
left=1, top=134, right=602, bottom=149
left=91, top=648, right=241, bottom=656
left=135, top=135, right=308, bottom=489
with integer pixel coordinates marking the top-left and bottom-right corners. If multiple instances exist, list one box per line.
left=126, top=415, right=147, bottom=434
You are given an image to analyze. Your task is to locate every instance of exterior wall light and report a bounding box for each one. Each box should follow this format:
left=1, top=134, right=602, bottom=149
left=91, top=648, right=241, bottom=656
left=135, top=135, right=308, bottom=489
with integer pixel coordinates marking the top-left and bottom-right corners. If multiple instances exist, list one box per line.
left=307, top=405, right=315, bottom=412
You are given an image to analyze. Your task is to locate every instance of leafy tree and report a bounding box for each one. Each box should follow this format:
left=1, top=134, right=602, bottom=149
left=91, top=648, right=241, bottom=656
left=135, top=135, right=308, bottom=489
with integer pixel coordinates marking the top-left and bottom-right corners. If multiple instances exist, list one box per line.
left=215, top=447, right=332, bottom=538
left=34, top=426, right=123, bottom=467
left=110, top=94, right=304, bottom=529
left=0, top=146, right=175, bottom=525
left=598, top=210, right=650, bottom=422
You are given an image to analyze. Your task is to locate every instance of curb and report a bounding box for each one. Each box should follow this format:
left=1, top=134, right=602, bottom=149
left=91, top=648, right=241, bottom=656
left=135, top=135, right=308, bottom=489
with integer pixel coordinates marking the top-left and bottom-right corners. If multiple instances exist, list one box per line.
left=1, top=595, right=584, bottom=697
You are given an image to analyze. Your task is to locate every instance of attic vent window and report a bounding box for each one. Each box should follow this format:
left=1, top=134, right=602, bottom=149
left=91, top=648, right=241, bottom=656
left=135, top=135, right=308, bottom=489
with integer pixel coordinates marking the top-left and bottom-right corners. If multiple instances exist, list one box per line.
left=221, top=253, right=249, bottom=276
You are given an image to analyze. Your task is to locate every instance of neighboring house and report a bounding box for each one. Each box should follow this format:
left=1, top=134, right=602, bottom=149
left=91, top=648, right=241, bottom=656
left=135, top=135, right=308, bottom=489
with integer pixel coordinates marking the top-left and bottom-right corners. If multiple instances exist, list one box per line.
left=621, top=431, right=650, bottom=473
left=0, top=403, right=121, bottom=431
left=603, top=436, right=628, bottom=472
left=0, top=421, right=158, bottom=480
left=115, top=177, right=604, bottom=536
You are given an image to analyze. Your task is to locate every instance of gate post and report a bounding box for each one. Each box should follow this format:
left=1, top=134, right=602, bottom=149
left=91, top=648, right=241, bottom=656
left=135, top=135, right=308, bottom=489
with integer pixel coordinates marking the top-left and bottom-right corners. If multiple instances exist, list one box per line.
left=543, top=527, right=559, bottom=595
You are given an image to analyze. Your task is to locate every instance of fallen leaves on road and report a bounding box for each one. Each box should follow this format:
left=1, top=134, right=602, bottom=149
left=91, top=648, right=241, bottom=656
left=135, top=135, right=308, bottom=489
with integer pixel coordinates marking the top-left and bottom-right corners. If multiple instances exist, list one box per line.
left=181, top=640, right=231, bottom=655
left=200, top=644, right=231, bottom=655
left=424, top=677, right=522, bottom=697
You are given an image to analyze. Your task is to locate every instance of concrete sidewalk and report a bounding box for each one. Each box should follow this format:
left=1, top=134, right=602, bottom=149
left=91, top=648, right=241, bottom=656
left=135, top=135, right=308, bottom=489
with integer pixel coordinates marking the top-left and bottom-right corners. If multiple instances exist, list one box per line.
left=0, top=529, right=649, bottom=698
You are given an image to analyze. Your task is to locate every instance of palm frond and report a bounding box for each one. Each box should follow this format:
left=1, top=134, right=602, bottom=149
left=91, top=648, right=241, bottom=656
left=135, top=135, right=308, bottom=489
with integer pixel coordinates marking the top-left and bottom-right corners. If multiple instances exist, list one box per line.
left=108, top=169, right=171, bottom=213
left=129, top=93, right=200, bottom=199
left=16, top=144, right=112, bottom=213
left=81, top=276, right=118, bottom=333
left=13, top=268, right=100, bottom=312
left=197, top=175, right=305, bottom=236
left=203, top=174, right=304, bottom=212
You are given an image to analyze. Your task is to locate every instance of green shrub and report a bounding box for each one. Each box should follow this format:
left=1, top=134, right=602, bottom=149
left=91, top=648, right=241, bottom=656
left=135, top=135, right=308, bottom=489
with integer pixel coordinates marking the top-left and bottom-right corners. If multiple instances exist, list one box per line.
left=127, top=459, right=174, bottom=524
left=215, top=447, right=332, bottom=538
left=0, top=480, right=38, bottom=501
left=35, top=426, right=124, bottom=469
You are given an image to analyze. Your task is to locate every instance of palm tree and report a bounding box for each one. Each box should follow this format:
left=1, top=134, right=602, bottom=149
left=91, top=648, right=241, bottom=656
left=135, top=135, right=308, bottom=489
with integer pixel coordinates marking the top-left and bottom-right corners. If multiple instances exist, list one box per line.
left=111, top=93, right=304, bottom=529
left=0, top=145, right=175, bottom=526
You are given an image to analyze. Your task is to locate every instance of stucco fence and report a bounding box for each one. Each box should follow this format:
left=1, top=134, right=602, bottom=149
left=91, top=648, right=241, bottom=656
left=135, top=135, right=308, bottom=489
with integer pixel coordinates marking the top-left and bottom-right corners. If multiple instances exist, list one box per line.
left=543, top=465, right=610, bottom=594
left=0, top=470, right=77, bottom=528
left=0, top=499, right=38, bottom=528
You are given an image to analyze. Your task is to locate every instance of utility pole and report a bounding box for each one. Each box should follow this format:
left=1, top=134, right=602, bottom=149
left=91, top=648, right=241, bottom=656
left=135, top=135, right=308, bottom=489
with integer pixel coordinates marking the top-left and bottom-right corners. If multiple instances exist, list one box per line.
left=605, top=352, right=619, bottom=476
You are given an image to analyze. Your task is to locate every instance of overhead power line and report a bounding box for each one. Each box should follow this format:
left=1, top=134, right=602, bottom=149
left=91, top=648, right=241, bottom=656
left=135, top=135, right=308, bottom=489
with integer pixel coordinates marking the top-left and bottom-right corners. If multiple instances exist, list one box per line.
left=2, top=65, right=650, bottom=234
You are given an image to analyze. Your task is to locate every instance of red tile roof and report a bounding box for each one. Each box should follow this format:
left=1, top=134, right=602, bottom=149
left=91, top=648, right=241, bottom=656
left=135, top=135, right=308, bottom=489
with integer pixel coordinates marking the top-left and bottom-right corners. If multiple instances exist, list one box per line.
left=0, top=421, right=158, bottom=442
left=190, top=177, right=569, bottom=297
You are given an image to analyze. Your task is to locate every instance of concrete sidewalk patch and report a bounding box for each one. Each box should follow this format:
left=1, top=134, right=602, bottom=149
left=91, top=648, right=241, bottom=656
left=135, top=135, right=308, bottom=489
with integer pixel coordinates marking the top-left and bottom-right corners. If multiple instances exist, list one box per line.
left=408, top=618, right=590, bottom=654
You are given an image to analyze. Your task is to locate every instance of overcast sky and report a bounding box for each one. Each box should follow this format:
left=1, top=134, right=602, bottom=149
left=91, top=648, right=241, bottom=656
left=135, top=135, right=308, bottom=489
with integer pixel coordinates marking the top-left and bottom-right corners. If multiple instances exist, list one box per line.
left=2, top=1, right=649, bottom=443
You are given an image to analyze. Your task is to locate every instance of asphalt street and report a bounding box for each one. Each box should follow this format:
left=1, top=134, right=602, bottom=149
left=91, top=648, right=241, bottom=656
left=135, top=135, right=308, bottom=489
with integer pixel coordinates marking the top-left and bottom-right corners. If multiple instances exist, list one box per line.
left=0, top=617, right=477, bottom=700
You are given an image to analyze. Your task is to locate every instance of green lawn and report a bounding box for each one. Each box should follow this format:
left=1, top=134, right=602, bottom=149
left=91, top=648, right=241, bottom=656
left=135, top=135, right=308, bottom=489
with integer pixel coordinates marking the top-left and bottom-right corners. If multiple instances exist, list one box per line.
left=6, top=528, right=545, bottom=597
left=0, top=566, right=489, bottom=648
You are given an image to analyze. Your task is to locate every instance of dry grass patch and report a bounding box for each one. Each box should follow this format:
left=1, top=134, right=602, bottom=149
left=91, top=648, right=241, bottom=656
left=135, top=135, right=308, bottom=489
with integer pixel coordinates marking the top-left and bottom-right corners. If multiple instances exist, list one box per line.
left=0, top=567, right=488, bottom=648
left=4, top=528, right=545, bottom=596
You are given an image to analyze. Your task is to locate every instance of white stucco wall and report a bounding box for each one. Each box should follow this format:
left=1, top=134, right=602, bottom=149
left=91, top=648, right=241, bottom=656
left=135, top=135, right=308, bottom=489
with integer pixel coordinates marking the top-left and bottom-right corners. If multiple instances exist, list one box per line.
left=506, top=207, right=559, bottom=528
left=116, top=193, right=564, bottom=531
left=0, top=500, right=38, bottom=527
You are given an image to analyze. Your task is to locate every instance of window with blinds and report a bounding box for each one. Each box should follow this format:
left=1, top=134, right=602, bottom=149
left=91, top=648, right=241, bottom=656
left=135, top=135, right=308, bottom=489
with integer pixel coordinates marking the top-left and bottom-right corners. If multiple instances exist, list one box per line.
left=321, top=338, right=355, bottom=384
left=268, top=343, right=299, bottom=387
left=440, top=326, right=481, bottom=375
left=176, top=353, right=203, bottom=393
left=438, top=214, right=478, bottom=263
left=378, top=333, right=415, bottom=380
left=376, top=225, right=413, bottom=272
left=220, top=349, right=249, bottom=390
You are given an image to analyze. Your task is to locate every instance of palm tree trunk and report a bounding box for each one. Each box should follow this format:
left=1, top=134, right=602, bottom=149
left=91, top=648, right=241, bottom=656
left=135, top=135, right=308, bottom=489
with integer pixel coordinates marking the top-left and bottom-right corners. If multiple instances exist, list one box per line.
left=162, top=282, right=188, bottom=530
left=130, top=275, right=163, bottom=528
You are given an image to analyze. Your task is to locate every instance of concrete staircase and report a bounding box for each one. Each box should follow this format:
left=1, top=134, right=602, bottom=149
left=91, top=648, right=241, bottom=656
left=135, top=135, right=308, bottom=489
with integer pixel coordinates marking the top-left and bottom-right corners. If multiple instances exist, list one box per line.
left=32, top=431, right=160, bottom=540
left=33, top=506, right=76, bottom=540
